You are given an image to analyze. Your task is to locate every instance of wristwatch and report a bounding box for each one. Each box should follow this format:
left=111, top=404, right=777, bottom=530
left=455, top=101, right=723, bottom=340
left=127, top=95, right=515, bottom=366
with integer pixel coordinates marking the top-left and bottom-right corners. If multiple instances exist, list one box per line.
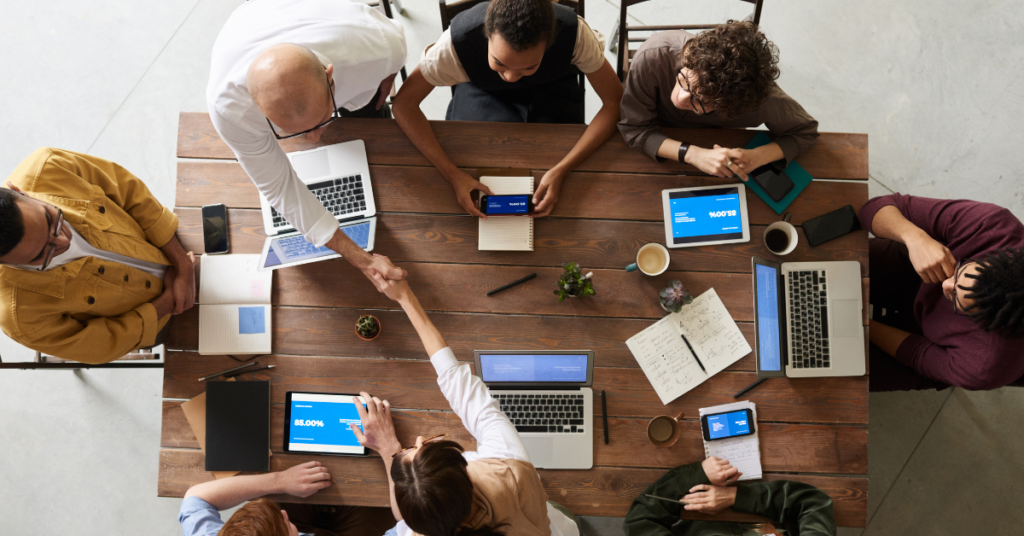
left=677, top=142, right=690, bottom=163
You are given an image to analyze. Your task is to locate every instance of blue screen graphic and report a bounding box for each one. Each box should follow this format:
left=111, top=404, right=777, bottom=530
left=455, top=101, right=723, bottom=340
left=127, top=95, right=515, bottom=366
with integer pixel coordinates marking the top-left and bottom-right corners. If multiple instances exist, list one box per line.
left=480, top=354, right=588, bottom=383
left=668, top=188, right=743, bottom=244
left=755, top=264, right=782, bottom=371
left=485, top=195, right=531, bottom=215
left=264, top=222, right=370, bottom=268
left=288, top=394, right=366, bottom=454
left=705, top=410, right=752, bottom=440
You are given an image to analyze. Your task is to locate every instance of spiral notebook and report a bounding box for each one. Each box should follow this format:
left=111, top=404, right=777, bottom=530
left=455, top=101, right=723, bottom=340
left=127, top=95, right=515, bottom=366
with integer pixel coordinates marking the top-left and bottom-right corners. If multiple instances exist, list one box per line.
left=478, top=174, right=534, bottom=251
left=699, top=400, right=762, bottom=481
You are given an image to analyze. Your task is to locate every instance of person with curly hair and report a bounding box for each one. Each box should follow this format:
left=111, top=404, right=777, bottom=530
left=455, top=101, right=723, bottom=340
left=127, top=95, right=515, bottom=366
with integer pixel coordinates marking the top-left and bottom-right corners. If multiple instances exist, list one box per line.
left=861, top=193, right=1024, bottom=391
left=618, top=21, right=819, bottom=179
left=394, top=0, right=623, bottom=218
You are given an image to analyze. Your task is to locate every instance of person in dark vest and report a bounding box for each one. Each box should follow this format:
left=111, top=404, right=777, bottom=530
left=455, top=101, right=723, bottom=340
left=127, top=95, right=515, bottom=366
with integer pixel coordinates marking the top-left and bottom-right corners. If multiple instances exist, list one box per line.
left=393, top=0, right=622, bottom=218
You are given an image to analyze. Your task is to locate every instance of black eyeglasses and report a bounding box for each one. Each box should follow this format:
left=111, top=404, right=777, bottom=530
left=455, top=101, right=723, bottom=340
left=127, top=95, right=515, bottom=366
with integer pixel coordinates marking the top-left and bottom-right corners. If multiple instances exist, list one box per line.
left=952, top=259, right=972, bottom=317
left=266, top=72, right=340, bottom=140
left=677, top=68, right=708, bottom=115
left=37, top=208, right=64, bottom=272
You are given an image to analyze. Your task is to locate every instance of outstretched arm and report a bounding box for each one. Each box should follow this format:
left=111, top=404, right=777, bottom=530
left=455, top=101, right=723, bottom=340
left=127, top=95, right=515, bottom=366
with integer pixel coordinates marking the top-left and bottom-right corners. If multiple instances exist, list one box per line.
left=183, top=462, right=331, bottom=510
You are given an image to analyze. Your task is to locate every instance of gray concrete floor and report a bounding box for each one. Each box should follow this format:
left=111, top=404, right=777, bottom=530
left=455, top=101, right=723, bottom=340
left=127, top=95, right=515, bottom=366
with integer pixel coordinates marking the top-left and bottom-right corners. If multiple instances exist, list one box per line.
left=1, top=0, right=1023, bottom=534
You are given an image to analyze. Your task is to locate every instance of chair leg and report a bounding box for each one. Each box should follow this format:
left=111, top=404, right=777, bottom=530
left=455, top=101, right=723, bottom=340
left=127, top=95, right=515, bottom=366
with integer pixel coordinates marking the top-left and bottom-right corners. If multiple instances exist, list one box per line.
left=607, top=17, right=620, bottom=53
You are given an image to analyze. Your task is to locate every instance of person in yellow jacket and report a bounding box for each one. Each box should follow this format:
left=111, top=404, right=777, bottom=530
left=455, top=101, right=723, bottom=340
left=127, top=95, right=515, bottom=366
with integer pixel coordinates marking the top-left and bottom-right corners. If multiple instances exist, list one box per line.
left=0, top=148, right=196, bottom=363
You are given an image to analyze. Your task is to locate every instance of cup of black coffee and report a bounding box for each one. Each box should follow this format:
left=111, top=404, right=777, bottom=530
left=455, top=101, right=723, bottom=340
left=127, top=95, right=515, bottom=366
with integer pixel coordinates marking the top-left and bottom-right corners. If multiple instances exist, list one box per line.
left=763, top=213, right=798, bottom=255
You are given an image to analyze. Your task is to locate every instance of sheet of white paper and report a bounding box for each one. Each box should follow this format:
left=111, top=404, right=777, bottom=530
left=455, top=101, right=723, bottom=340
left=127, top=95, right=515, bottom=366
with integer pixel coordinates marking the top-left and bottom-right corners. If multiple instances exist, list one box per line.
left=699, top=401, right=762, bottom=481
left=199, top=304, right=272, bottom=355
left=626, top=315, right=707, bottom=405
left=199, top=254, right=271, bottom=305
left=478, top=176, right=534, bottom=251
left=671, top=288, right=752, bottom=373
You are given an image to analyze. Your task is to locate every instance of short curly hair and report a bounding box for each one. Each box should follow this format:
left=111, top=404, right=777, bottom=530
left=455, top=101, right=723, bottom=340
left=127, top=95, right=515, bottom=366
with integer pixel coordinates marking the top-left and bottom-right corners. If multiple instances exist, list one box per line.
left=961, top=247, right=1024, bottom=338
left=681, top=20, right=780, bottom=118
left=484, top=0, right=557, bottom=51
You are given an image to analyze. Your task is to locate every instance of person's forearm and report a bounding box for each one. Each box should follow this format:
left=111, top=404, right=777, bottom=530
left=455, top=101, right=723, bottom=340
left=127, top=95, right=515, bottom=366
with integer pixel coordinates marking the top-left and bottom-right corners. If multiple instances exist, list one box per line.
left=869, top=320, right=911, bottom=358
left=184, top=472, right=284, bottom=510
left=326, top=227, right=371, bottom=268
left=868, top=205, right=929, bottom=244
left=397, top=293, right=447, bottom=357
left=552, top=102, right=619, bottom=175
left=656, top=138, right=684, bottom=161
left=745, top=142, right=785, bottom=169
left=392, top=101, right=461, bottom=180
left=152, top=292, right=174, bottom=318
left=160, top=235, right=192, bottom=269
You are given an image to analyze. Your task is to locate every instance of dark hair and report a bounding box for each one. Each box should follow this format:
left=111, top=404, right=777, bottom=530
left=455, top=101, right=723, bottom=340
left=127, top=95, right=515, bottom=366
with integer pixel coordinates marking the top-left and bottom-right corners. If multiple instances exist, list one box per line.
left=681, top=20, right=780, bottom=118
left=220, top=498, right=290, bottom=536
left=392, top=439, right=507, bottom=536
left=484, top=0, right=557, bottom=51
left=0, top=189, right=25, bottom=258
left=962, top=247, right=1024, bottom=338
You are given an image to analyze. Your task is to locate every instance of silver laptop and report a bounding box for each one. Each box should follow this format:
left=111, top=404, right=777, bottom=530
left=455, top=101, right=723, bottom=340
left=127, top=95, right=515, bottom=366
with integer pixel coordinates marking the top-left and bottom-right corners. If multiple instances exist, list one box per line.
left=473, top=350, right=594, bottom=470
left=752, top=257, right=866, bottom=378
left=259, top=140, right=377, bottom=236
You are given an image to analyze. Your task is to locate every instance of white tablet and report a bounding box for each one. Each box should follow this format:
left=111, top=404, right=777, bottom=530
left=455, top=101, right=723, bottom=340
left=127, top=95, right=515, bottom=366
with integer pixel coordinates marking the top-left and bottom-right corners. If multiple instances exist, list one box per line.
left=258, top=217, right=376, bottom=272
left=661, top=184, right=750, bottom=248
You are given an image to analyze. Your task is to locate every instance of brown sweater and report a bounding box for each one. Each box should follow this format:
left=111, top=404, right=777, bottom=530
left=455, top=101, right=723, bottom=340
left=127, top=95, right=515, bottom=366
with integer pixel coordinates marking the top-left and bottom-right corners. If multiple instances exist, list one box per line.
left=618, top=30, right=819, bottom=163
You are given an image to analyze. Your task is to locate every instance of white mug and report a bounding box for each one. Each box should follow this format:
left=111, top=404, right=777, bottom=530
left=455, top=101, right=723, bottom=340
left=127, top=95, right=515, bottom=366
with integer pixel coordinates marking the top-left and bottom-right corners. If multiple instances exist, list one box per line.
left=626, top=243, right=670, bottom=276
left=763, top=213, right=798, bottom=256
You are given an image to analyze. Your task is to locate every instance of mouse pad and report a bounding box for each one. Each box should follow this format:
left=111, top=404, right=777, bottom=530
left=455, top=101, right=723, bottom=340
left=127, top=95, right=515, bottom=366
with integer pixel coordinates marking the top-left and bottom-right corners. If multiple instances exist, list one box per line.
left=742, top=132, right=814, bottom=214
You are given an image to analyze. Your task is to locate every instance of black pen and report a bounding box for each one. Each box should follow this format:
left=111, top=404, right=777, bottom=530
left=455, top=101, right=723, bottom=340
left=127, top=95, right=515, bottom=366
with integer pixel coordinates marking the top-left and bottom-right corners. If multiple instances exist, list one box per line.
left=601, top=390, right=609, bottom=445
left=486, top=273, right=537, bottom=296
left=680, top=335, right=706, bottom=374
left=198, top=361, right=258, bottom=382
left=733, top=377, right=768, bottom=398
left=225, top=364, right=276, bottom=378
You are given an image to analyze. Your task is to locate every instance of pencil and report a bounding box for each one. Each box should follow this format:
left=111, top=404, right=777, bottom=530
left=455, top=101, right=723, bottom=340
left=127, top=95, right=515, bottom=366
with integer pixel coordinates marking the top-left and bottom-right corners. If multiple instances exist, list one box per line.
left=733, top=377, right=768, bottom=398
left=225, top=364, right=276, bottom=378
left=198, top=361, right=258, bottom=382
left=601, top=390, right=609, bottom=445
left=680, top=335, right=706, bottom=373
left=486, top=273, right=537, bottom=296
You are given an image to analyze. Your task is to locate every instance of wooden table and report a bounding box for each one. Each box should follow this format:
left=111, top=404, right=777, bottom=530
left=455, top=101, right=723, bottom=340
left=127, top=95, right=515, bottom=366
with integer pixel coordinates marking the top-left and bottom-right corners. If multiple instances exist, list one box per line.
left=160, top=112, right=869, bottom=527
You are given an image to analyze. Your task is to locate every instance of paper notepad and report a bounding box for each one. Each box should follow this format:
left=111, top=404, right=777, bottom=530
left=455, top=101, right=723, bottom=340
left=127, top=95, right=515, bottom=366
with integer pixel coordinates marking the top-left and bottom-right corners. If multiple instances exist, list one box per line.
left=625, top=289, right=752, bottom=404
left=478, top=176, right=534, bottom=251
left=700, top=400, right=762, bottom=481
left=198, top=254, right=272, bottom=355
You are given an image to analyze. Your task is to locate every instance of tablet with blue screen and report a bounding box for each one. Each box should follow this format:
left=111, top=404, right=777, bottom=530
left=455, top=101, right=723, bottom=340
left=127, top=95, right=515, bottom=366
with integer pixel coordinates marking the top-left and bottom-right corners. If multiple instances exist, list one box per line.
left=283, top=392, right=369, bottom=456
left=258, top=217, right=376, bottom=272
left=661, top=184, right=749, bottom=248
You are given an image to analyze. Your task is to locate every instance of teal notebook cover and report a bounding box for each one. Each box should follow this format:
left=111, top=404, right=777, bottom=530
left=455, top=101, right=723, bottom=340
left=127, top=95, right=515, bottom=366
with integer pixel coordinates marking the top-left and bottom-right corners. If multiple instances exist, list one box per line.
left=742, top=131, right=813, bottom=214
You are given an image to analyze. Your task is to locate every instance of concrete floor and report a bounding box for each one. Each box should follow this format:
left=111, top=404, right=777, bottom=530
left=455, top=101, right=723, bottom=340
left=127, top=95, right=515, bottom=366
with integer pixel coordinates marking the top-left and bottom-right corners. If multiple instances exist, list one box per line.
left=1, top=0, right=1023, bottom=534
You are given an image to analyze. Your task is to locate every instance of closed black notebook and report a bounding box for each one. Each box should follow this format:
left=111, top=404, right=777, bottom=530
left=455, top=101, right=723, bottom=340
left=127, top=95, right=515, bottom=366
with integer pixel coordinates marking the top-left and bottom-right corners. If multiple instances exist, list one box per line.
left=205, top=381, right=270, bottom=472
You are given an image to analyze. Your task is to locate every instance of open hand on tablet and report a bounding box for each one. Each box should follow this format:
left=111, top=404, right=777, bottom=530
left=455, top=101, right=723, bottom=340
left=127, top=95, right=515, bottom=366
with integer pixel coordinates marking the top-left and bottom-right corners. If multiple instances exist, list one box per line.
left=349, top=390, right=401, bottom=458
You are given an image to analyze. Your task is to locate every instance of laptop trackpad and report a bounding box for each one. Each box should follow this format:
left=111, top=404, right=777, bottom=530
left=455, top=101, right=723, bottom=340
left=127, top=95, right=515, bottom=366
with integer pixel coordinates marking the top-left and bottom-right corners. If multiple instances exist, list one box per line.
left=521, top=437, right=554, bottom=468
left=831, top=300, right=861, bottom=338
left=291, top=150, right=331, bottom=180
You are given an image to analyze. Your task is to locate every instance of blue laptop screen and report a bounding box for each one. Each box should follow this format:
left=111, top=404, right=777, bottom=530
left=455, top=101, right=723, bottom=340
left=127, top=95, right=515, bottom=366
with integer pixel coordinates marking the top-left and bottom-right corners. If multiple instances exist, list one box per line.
left=755, top=264, right=783, bottom=371
left=479, top=354, right=588, bottom=383
left=263, top=221, right=370, bottom=268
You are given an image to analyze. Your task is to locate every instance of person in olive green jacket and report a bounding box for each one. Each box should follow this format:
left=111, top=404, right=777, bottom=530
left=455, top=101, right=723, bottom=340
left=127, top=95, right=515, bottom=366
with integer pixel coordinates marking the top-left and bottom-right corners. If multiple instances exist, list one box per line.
left=0, top=148, right=196, bottom=363
left=623, top=457, right=836, bottom=536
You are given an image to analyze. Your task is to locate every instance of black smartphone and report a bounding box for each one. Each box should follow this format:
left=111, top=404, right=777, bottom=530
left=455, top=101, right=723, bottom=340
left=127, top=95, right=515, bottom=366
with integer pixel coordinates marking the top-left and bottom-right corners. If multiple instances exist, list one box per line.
left=701, top=408, right=756, bottom=441
left=478, top=194, right=534, bottom=215
left=803, top=205, right=862, bottom=247
left=751, top=164, right=795, bottom=202
left=201, top=203, right=229, bottom=254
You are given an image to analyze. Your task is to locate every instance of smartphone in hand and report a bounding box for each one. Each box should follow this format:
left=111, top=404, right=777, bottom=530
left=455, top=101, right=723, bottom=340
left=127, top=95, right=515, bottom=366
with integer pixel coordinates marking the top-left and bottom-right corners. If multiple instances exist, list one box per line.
left=478, top=194, right=534, bottom=216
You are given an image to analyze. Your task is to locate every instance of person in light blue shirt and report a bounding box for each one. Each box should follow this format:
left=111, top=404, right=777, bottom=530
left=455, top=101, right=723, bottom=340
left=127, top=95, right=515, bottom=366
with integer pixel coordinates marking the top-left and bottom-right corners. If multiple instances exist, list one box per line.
left=179, top=461, right=394, bottom=536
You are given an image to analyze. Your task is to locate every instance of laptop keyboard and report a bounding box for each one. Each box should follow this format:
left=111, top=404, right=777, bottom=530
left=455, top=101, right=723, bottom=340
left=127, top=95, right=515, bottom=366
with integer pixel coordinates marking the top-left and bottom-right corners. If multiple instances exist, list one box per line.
left=493, top=393, right=586, bottom=434
left=271, top=175, right=367, bottom=231
left=788, top=270, right=830, bottom=369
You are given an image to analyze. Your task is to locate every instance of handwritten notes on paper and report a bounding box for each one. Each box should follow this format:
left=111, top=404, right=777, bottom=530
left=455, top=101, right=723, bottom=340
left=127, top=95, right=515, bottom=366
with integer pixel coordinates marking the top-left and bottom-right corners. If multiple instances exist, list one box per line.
left=700, top=401, right=762, bottom=481
left=626, top=288, right=752, bottom=405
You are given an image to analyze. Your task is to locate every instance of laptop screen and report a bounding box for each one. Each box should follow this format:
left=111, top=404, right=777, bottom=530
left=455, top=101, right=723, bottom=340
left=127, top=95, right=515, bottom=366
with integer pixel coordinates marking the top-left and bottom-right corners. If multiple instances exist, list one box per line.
left=754, top=263, right=783, bottom=372
left=479, top=354, right=588, bottom=383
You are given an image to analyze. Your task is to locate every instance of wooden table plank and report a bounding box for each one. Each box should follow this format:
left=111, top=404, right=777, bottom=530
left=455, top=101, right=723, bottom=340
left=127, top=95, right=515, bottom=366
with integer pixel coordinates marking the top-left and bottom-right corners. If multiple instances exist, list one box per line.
left=158, top=449, right=866, bottom=526
left=162, top=354, right=867, bottom=424
left=177, top=113, right=868, bottom=180
left=162, top=400, right=866, bottom=474
left=176, top=161, right=869, bottom=226
left=174, top=208, right=870, bottom=276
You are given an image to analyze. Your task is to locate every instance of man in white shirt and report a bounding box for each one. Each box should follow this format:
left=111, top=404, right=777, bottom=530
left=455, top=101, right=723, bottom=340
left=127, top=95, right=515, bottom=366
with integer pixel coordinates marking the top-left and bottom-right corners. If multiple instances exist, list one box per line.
left=207, top=0, right=409, bottom=290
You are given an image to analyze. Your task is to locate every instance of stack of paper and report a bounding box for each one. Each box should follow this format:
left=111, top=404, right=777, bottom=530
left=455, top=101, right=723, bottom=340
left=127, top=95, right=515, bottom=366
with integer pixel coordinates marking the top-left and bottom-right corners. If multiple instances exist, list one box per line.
left=478, top=175, right=534, bottom=251
left=198, top=254, right=273, bottom=355
left=625, top=288, right=752, bottom=404
left=699, top=400, right=762, bottom=481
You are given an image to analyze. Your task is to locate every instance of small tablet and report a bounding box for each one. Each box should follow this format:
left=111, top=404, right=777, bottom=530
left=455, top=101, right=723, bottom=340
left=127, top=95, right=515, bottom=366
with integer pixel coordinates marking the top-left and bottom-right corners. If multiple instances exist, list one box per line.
left=661, top=184, right=750, bottom=248
left=259, top=217, right=376, bottom=272
left=283, top=391, right=370, bottom=456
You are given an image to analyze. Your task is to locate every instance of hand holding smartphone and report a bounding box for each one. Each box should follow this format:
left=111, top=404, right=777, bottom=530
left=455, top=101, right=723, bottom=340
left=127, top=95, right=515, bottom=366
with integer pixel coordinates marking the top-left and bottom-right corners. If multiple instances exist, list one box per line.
left=478, top=194, right=534, bottom=216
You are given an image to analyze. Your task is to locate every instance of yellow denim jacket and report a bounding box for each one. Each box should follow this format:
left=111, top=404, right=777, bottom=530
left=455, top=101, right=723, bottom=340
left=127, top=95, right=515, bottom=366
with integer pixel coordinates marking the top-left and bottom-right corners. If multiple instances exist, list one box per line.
left=0, top=148, right=178, bottom=363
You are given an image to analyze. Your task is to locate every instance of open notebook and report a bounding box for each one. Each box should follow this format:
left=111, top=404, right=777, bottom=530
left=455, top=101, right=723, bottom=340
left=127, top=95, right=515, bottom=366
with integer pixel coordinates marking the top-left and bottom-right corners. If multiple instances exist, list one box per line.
left=198, top=254, right=272, bottom=355
left=699, top=400, right=762, bottom=481
left=625, top=289, right=752, bottom=404
left=478, top=175, right=534, bottom=251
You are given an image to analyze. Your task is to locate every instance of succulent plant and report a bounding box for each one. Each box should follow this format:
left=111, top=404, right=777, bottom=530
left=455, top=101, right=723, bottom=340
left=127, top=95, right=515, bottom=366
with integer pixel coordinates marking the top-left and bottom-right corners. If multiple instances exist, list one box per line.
left=554, top=262, right=595, bottom=302
left=356, top=315, right=380, bottom=339
left=659, top=280, right=693, bottom=313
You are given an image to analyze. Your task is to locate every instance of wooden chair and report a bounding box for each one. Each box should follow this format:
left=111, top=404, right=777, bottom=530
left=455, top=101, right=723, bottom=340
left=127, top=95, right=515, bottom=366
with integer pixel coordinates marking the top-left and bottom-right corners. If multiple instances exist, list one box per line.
left=610, top=0, right=764, bottom=82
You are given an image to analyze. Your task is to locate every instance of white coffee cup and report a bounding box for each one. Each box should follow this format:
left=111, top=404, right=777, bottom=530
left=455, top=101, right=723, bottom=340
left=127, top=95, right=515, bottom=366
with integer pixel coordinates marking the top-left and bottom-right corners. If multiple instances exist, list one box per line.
left=763, top=213, right=798, bottom=256
left=626, top=243, right=671, bottom=276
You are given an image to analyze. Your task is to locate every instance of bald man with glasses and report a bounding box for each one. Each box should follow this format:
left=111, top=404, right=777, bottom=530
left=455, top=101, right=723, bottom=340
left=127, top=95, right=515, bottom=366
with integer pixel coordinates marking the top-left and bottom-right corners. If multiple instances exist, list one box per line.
left=0, top=148, right=196, bottom=364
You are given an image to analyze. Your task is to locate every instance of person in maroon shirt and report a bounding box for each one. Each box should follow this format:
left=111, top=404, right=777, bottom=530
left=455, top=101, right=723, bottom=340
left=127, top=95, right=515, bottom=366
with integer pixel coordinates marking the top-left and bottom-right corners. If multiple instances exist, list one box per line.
left=861, top=193, right=1024, bottom=391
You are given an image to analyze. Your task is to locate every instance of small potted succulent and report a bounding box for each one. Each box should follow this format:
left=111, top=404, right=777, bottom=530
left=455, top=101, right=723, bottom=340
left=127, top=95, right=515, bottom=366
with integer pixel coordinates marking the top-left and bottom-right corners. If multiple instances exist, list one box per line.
left=355, top=314, right=381, bottom=341
left=659, top=280, right=693, bottom=313
left=554, top=262, right=595, bottom=302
